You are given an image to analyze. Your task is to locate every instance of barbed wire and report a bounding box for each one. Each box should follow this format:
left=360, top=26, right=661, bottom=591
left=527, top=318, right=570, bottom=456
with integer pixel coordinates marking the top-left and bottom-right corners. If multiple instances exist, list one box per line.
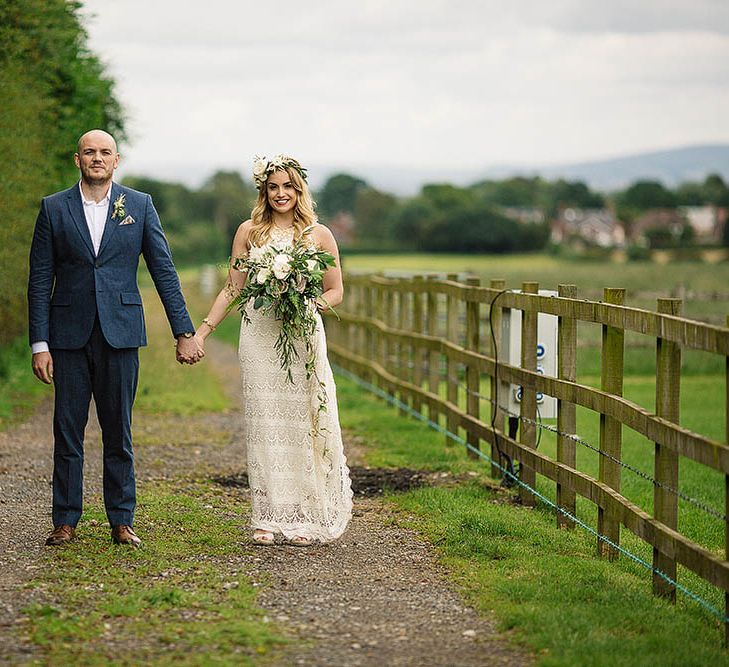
left=333, top=363, right=729, bottom=625
left=371, top=355, right=727, bottom=523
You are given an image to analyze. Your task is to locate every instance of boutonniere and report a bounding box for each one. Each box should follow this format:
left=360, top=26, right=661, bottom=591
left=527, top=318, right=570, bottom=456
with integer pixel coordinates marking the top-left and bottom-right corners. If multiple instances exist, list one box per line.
left=111, top=193, right=126, bottom=221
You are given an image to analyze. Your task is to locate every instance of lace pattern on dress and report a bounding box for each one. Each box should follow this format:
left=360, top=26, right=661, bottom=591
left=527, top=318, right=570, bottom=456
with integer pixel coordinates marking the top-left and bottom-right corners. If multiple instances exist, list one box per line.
left=238, top=225, right=353, bottom=541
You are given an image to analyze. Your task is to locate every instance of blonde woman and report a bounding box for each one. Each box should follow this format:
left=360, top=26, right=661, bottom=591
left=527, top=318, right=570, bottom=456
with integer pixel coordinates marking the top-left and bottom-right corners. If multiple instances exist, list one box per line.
left=196, top=156, right=353, bottom=546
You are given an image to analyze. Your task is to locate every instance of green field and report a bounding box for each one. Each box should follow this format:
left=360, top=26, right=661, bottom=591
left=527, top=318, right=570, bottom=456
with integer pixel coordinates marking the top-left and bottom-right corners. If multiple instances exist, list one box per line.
left=340, top=252, right=729, bottom=324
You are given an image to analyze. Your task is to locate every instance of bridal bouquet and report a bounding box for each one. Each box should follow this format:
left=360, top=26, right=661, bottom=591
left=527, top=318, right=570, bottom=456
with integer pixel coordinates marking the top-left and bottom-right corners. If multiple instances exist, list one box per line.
left=229, top=229, right=337, bottom=382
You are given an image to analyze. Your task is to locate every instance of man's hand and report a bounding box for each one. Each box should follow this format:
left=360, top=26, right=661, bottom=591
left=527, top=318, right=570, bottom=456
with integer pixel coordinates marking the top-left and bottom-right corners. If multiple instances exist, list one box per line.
left=32, top=351, right=54, bottom=384
left=176, top=334, right=204, bottom=365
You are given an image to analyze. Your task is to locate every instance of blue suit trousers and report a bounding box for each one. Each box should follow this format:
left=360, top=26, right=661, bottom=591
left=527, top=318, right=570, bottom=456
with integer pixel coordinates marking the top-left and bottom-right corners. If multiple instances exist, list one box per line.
left=51, top=317, right=139, bottom=528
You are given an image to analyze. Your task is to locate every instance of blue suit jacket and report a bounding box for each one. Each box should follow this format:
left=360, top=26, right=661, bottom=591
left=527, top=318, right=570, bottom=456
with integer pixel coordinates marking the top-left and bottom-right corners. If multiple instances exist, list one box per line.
left=28, top=182, right=194, bottom=349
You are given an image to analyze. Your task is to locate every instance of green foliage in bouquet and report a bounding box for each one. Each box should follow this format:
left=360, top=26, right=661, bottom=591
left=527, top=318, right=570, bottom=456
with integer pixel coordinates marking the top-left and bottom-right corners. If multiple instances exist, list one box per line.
left=228, top=228, right=337, bottom=383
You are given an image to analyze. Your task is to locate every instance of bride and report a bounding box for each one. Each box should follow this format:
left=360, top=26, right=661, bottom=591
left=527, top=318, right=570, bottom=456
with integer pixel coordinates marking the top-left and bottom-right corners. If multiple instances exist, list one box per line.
left=194, top=155, right=353, bottom=546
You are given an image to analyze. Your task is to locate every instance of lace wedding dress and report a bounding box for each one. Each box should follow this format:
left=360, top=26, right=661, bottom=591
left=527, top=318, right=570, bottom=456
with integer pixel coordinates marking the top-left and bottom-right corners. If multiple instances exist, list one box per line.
left=238, top=225, right=353, bottom=542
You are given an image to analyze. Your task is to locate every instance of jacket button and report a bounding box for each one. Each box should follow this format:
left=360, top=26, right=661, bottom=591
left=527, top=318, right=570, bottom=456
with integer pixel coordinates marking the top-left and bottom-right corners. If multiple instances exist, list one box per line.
left=95, top=261, right=101, bottom=268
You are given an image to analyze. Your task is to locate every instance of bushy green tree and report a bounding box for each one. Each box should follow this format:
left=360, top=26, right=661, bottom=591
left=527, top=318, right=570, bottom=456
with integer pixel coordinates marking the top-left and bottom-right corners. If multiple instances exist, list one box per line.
left=199, top=171, right=257, bottom=238
left=470, top=176, right=603, bottom=218
left=618, top=180, right=677, bottom=210
left=549, top=179, right=605, bottom=213
left=353, top=188, right=397, bottom=244
left=122, top=176, right=198, bottom=233
left=390, top=198, right=437, bottom=250
left=121, top=173, right=255, bottom=265
left=386, top=182, right=549, bottom=253
left=701, top=174, right=729, bottom=206
left=0, top=0, right=125, bottom=345
left=317, top=173, right=368, bottom=220
left=675, top=182, right=704, bottom=206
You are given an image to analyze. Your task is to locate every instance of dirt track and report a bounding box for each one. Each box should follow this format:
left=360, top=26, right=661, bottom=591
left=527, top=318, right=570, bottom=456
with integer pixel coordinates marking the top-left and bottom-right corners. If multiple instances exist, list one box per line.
left=0, top=339, right=531, bottom=666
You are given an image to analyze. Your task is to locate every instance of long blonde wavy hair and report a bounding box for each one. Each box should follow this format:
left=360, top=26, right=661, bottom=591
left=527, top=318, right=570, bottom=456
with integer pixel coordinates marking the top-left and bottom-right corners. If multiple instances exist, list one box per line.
left=248, top=163, right=317, bottom=248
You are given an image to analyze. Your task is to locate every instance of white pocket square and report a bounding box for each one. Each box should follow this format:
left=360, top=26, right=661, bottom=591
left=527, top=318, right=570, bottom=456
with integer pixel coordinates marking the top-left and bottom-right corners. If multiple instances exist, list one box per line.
left=119, top=215, right=135, bottom=226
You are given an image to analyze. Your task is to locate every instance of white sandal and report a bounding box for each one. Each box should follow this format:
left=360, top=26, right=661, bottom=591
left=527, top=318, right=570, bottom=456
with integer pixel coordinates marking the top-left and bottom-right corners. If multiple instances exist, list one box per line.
left=252, top=529, right=274, bottom=545
left=288, top=535, right=313, bottom=547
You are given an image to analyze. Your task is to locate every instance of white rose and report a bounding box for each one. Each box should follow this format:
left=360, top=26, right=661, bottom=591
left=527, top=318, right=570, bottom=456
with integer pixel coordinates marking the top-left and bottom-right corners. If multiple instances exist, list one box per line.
left=306, top=259, right=319, bottom=272
left=248, top=246, right=266, bottom=263
left=271, top=254, right=292, bottom=280
left=252, top=157, right=267, bottom=178
left=255, top=267, right=271, bottom=284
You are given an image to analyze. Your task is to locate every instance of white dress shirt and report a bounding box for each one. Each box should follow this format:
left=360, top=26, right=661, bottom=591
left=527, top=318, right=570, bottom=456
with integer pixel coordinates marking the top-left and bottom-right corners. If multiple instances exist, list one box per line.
left=31, top=182, right=112, bottom=354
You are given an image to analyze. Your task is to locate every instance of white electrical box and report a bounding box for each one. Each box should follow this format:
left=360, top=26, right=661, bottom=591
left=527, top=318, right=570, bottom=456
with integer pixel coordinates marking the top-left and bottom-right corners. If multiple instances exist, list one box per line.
left=499, top=290, right=558, bottom=419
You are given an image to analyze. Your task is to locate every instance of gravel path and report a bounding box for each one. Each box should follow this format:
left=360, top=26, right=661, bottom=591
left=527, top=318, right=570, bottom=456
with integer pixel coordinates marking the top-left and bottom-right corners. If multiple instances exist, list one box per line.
left=0, top=339, right=531, bottom=666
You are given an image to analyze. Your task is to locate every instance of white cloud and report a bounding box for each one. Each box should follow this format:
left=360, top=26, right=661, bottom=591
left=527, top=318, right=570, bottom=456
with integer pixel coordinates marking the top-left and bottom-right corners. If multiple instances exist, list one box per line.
left=81, top=0, right=729, bottom=185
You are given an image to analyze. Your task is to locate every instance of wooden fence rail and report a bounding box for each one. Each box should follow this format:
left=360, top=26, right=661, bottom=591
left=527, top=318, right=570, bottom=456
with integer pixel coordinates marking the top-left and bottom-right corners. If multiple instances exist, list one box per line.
left=326, top=272, right=729, bottom=640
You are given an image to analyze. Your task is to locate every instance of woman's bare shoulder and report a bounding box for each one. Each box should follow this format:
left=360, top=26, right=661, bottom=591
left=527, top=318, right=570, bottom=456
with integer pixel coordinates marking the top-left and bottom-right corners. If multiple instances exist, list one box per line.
left=232, top=220, right=253, bottom=252
left=310, top=222, right=336, bottom=242
left=237, top=219, right=254, bottom=233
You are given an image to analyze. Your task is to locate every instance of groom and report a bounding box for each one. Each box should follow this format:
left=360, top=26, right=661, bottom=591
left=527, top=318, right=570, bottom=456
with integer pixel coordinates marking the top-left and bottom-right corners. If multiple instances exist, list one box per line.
left=28, top=129, right=202, bottom=548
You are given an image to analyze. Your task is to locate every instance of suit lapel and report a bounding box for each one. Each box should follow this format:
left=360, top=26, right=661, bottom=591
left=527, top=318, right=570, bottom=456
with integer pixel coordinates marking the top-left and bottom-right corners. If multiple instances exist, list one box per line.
left=66, top=186, right=95, bottom=257
left=97, top=182, right=120, bottom=257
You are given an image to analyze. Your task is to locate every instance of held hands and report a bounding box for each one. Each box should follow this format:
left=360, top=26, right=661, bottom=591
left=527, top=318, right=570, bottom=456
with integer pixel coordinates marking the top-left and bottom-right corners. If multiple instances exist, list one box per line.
left=176, top=333, right=205, bottom=365
left=32, top=351, right=54, bottom=384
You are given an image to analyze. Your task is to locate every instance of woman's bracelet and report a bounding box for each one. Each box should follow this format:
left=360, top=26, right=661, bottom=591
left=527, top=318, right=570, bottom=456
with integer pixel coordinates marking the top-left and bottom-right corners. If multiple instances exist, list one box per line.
left=202, top=317, right=217, bottom=332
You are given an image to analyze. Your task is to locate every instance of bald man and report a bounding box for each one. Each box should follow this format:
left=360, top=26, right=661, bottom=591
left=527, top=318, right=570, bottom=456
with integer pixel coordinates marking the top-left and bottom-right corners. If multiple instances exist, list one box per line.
left=28, top=129, right=202, bottom=548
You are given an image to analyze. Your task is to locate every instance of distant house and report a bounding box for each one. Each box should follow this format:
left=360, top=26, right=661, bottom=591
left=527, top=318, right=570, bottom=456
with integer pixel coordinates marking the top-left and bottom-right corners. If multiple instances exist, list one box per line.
left=630, top=209, right=687, bottom=244
left=680, top=206, right=728, bottom=244
left=551, top=207, right=625, bottom=248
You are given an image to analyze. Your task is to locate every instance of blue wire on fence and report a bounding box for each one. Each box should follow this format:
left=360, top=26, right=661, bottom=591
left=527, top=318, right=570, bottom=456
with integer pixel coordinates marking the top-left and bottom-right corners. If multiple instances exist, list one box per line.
left=333, top=363, right=729, bottom=625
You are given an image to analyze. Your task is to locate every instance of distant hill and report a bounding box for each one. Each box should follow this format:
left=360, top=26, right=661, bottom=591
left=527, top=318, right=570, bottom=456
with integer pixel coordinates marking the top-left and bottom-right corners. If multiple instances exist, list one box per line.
left=120, top=144, right=729, bottom=198
left=536, top=144, right=729, bottom=192
left=315, top=144, right=729, bottom=196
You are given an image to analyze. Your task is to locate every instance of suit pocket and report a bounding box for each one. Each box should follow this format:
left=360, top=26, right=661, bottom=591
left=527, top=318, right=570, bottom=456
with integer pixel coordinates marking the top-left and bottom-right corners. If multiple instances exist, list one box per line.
left=50, top=293, right=71, bottom=306
left=120, top=291, right=143, bottom=305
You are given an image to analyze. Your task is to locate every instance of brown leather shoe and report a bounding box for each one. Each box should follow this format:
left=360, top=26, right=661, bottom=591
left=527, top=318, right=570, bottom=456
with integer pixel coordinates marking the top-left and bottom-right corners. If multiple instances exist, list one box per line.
left=45, top=525, right=75, bottom=546
left=111, top=525, right=141, bottom=548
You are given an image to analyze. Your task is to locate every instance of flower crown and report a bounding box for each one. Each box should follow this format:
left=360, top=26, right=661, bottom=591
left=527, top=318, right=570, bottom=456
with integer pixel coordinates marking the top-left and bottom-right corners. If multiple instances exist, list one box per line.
left=252, top=154, right=308, bottom=190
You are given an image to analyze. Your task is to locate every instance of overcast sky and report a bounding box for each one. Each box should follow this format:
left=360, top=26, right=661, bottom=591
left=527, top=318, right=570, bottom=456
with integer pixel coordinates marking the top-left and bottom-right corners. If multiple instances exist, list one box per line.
left=81, top=0, right=729, bottom=187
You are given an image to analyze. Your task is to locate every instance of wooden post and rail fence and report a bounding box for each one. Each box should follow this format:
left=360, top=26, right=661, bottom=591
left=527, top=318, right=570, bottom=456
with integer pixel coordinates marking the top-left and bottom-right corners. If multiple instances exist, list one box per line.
left=325, top=272, right=729, bottom=641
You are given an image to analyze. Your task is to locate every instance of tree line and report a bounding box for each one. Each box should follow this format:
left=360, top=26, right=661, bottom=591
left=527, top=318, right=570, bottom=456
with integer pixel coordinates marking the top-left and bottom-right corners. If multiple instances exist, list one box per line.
left=317, top=172, right=729, bottom=251
left=131, top=169, right=729, bottom=264
left=0, top=0, right=125, bottom=346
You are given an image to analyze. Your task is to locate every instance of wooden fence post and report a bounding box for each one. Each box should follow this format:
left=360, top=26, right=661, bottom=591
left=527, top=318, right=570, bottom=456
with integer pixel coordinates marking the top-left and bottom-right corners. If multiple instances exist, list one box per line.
left=465, top=277, right=481, bottom=458
left=598, top=287, right=625, bottom=559
left=653, top=298, right=682, bottom=600
left=373, top=281, right=387, bottom=393
left=445, top=273, right=460, bottom=447
left=361, top=278, right=375, bottom=384
left=557, top=284, right=578, bottom=528
left=489, top=279, right=507, bottom=479
left=382, top=285, right=395, bottom=380
left=353, top=282, right=364, bottom=374
left=519, top=281, right=539, bottom=506
left=397, top=281, right=409, bottom=417
left=412, top=276, right=424, bottom=415
left=426, top=276, right=440, bottom=424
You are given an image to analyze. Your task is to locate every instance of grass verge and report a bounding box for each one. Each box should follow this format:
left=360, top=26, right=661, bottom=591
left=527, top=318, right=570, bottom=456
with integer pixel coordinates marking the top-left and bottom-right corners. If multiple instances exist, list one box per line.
left=0, top=336, right=51, bottom=430
left=23, top=479, right=285, bottom=665
left=136, top=284, right=229, bottom=415
left=334, top=372, right=729, bottom=666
